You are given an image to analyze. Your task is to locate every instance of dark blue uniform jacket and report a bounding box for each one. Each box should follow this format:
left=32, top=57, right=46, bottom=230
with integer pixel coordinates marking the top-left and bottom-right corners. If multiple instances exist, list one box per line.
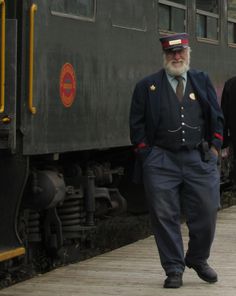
left=129, top=69, right=224, bottom=183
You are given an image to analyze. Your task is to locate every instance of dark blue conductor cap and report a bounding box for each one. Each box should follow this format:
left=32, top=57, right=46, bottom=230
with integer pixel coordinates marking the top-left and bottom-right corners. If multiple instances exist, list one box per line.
left=159, top=33, right=189, bottom=51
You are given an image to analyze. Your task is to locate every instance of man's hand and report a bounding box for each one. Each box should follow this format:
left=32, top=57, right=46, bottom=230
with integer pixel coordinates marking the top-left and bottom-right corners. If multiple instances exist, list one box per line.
left=210, top=146, right=219, bottom=157
left=221, top=147, right=229, bottom=159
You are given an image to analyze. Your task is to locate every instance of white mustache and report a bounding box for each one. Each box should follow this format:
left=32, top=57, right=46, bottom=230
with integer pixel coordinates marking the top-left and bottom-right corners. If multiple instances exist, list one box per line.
left=172, top=59, right=184, bottom=63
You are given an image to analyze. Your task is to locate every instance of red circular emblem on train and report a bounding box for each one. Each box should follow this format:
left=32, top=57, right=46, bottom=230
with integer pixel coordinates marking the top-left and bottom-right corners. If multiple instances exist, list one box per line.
left=59, top=63, right=76, bottom=107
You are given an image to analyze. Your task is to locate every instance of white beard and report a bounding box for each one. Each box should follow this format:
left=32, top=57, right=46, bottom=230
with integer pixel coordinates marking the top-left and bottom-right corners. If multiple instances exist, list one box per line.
left=165, top=61, right=189, bottom=76
left=163, top=52, right=190, bottom=76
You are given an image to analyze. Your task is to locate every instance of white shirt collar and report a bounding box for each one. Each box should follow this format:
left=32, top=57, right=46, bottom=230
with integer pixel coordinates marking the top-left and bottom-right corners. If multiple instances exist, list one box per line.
left=166, top=71, right=187, bottom=81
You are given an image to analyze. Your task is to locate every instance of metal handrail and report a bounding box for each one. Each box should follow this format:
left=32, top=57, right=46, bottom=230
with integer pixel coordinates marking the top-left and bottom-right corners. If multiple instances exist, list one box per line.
left=28, top=3, right=37, bottom=114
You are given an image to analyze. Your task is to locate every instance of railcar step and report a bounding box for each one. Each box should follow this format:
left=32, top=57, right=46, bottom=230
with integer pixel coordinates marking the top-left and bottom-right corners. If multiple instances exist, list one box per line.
left=0, top=247, right=25, bottom=262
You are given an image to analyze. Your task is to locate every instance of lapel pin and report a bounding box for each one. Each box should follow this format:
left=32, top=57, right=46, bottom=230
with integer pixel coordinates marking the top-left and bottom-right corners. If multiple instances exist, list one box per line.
left=150, top=84, right=156, bottom=91
left=189, top=93, right=196, bottom=100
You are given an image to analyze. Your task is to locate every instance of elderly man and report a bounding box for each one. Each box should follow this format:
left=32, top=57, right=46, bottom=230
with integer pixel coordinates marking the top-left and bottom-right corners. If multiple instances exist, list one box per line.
left=129, top=33, right=224, bottom=288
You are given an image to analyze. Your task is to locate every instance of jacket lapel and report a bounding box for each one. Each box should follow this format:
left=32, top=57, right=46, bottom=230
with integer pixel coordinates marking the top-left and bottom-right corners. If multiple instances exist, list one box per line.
left=148, top=70, right=165, bottom=128
left=188, top=70, right=209, bottom=108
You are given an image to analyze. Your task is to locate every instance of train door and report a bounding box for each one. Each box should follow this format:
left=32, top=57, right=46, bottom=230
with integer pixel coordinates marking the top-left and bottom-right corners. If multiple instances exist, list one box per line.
left=0, top=1, right=16, bottom=151
left=0, top=0, right=27, bottom=263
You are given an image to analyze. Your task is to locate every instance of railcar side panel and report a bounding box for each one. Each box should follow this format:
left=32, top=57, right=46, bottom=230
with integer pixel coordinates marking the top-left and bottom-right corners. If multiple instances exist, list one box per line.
left=21, top=0, right=157, bottom=155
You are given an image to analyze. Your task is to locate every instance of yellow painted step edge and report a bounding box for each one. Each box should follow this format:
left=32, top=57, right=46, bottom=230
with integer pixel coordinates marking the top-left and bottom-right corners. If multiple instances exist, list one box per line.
left=0, top=247, right=25, bottom=262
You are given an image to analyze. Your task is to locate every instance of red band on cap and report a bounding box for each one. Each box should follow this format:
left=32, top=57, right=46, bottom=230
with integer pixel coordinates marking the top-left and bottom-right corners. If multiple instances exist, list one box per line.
left=162, top=39, right=188, bottom=49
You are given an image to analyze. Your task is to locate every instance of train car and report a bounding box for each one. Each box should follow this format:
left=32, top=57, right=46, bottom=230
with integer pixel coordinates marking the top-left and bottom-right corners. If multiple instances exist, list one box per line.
left=0, top=0, right=236, bottom=284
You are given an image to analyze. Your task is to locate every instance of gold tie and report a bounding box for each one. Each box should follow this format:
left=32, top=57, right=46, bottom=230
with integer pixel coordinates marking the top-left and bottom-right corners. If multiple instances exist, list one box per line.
left=175, top=76, right=184, bottom=101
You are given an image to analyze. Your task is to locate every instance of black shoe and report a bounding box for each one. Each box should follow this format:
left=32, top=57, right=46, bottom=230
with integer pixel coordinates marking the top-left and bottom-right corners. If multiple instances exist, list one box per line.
left=163, top=272, right=183, bottom=288
left=185, top=260, right=218, bottom=283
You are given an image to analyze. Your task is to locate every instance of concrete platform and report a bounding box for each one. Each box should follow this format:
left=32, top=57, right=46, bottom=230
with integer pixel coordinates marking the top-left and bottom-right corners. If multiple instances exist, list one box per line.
left=0, top=206, right=235, bottom=296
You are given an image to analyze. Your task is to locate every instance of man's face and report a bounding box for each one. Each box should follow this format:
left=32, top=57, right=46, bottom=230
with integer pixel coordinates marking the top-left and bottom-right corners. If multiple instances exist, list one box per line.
left=163, top=47, right=190, bottom=76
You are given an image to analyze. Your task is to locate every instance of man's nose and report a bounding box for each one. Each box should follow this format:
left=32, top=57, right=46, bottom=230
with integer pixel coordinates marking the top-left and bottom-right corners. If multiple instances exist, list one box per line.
left=173, top=51, right=181, bottom=58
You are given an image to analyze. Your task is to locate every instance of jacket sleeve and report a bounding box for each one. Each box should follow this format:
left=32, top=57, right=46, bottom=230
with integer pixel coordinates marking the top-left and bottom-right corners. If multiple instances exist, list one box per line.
left=129, top=81, right=148, bottom=147
left=221, top=81, right=230, bottom=148
left=205, top=74, right=224, bottom=150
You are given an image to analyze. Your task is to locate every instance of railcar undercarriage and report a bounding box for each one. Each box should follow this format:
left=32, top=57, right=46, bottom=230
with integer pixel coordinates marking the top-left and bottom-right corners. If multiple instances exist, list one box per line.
left=0, top=148, right=151, bottom=288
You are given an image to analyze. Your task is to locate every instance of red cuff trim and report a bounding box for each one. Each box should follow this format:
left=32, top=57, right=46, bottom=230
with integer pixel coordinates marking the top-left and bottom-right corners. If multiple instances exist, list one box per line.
left=214, top=133, right=223, bottom=141
left=136, top=142, right=148, bottom=149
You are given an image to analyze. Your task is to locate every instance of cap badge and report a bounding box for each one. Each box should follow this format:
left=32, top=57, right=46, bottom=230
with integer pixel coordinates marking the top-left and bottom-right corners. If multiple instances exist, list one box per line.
left=169, top=39, right=182, bottom=46
left=189, top=93, right=196, bottom=100
left=150, top=84, right=156, bottom=91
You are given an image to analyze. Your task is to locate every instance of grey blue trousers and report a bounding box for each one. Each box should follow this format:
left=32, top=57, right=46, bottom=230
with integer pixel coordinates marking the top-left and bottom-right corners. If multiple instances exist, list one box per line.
left=142, top=146, right=220, bottom=275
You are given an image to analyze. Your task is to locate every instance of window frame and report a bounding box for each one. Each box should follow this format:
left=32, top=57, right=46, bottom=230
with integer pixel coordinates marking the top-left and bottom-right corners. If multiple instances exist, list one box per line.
left=158, top=0, right=187, bottom=34
left=227, top=1, right=236, bottom=47
left=50, top=0, right=96, bottom=22
left=111, top=0, right=147, bottom=32
left=196, top=5, right=220, bottom=44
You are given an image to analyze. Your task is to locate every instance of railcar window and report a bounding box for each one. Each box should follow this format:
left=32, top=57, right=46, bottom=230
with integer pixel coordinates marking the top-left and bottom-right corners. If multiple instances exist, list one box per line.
left=111, top=0, right=146, bottom=31
left=51, top=0, right=95, bottom=21
left=158, top=0, right=186, bottom=33
left=228, top=0, right=236, bottom=44
left=196, top=0, right=219, bottom=41
left=196, top=0, right=218, bottom=13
